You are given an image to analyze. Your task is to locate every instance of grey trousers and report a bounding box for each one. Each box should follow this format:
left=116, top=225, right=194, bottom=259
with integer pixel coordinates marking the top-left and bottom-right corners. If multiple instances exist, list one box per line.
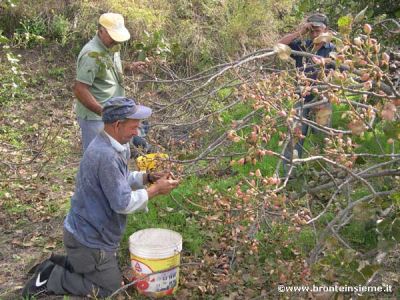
left=46, top=229, right=122, bottom=298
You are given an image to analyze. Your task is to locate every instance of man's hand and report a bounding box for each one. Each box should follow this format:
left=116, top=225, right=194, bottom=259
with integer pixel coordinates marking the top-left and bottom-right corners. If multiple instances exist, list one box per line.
left=125, top=61, right=147, bottom=74
left=146, top=173, right=180, bottom=198
left=278, top=22, right=311, bottom=45
left=73, top=81, right=103, bottom=116
left=298, top=22, right=312, bottom=35
left=147, top=171, right=172, bottom=183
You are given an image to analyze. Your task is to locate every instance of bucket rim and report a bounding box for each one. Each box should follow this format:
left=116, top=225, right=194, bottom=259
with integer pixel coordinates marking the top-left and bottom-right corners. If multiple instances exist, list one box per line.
left=129, top=228, right=183, bottom=259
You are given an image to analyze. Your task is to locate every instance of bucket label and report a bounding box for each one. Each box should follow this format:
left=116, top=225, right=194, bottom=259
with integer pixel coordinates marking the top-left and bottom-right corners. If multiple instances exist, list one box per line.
left=131, top=257, right=180, bottom=296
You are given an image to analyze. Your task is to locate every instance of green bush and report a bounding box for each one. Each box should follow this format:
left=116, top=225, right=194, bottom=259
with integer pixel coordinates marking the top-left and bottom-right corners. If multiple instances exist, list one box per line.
left=0, top=0, right=298, bottom=71
left=51, top=14, right=71, bottom=46
left=133, top=30, right=171, bottom=61
left=0, top=46, right=28, bottom=105
left=13, top=16, right=46, bottom=48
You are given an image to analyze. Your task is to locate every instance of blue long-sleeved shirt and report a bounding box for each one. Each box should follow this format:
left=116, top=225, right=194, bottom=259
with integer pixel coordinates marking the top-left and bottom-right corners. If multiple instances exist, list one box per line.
left=65, top=131, right=148, bottom=251
left=289, top=39, right=335, bottom=103
left=289, top=39, right=335, bottom=78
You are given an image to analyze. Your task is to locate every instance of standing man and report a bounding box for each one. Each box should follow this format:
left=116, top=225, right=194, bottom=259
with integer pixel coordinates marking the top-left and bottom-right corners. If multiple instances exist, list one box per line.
left=74, top=12, right=145, bottom=151
left=278, top=13, right=335, bottom=171
left=278, top=13, right=334, bottom=72
left=22, top=97, right=180, bottom=298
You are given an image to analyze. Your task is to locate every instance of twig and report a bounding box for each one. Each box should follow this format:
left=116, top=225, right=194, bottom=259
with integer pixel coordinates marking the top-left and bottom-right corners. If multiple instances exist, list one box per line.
left=309, top=190, right=396, bottom=263
left=110, top=262, right=201, bottom=298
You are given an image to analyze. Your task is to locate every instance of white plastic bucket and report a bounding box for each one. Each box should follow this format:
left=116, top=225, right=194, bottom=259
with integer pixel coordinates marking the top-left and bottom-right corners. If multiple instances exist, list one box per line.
left=129, top=228, right=182, bottom=297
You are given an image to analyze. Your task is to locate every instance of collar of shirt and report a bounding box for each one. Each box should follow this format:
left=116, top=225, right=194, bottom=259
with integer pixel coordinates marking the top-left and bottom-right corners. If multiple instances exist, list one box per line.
left=104, top=131, right=129, bottom=153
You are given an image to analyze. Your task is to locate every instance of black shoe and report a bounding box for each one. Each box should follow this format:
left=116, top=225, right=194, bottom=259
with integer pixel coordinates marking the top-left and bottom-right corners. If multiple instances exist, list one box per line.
left=22, top=259, right=55, bottom=299
left=49, top=253, right=71, bottom=270
left=27, top=253, right=68, bottom=275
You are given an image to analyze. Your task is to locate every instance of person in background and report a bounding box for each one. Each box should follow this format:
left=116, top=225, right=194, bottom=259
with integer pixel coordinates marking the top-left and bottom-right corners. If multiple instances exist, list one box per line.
left=278, top=13, right=335, bottom=173
left=131, top=119, right=152, bottom=158
left=22, top=97, right=180, bottom=299
left=73, top=12, right=147, bottom=151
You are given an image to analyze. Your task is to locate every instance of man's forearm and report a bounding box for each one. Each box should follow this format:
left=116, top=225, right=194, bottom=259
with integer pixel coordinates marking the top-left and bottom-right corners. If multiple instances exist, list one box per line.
left=146, top=185, right=159, bottom=199
left=279, top=23, right=311, bottom=45
left=278, top=31, right=302, bottom=45
left=73, top=82, right=103, bottom=116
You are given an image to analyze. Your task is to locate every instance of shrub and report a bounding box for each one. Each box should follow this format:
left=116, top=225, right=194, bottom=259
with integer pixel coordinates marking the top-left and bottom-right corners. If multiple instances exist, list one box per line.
left=51, top=14, right=71, bottom=46
left=13, top=16, right=46, bottom=48
left=0, top=46, right=28, bottom=105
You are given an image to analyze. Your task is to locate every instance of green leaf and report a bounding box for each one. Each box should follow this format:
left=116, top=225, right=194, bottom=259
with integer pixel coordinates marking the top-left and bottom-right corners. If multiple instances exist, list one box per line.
left=138, top=51, right=146, bottom=61
left=348, top=260, right=359, bottom=270
left=377, top=217, right=393, bottom=240
left=354, top=6, right=368, bottom=24
left=360, top=264, right=379, bottom=278
left=391, top=218, right=400, bottom=242
left=134, top=42, right=145, bottom=50
left=88, top=51, right=100, bottom=58
left=351, top=271, right=366, bottom=284
left=342, top=249, right=356, bottom=263
left=0, top=34, right=9, bottom=44
left=383, top=121, right=400, bottom=139
left=390, top=192, right=400, bottom=207
left=109, top=44, right=121, bottom=53
left=338, top=15, right=353, bottom=35
left=97, top=66, right=106, bottom=79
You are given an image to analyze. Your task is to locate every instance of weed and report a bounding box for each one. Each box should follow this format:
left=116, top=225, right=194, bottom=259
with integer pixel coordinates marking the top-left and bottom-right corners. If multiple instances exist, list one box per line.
left=50, top=14, right=71, bottom=46
left=0, top=124, right=24, bottom=148
left=297, top=228, right=316, bottom=253
left=0, top=47, right=28, bottom=105
left=133, top=30, right=171, bottom=61
left=48, top=67, right=66, bottom=79
left=13, top=16, right=46, bottom=48
left=3, top=200, right=31, bottom=214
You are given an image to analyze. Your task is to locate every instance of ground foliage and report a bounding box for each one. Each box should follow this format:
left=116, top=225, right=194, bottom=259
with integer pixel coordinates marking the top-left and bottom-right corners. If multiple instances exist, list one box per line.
left=0, top=1, right=399, bottom=299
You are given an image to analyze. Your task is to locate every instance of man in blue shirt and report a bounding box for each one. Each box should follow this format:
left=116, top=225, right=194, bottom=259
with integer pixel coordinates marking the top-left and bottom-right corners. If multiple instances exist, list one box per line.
left=279, top=13, right=335, bottom=71
left=278, top=13, right=335, bottom=172
left=23, top=97, right=180, bottom=298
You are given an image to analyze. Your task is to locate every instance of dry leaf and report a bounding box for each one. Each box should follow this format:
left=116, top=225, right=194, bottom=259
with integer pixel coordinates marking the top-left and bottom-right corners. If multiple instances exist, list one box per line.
left=315, top=107, right=332, bottom=126
left=273, top=43, right=292, bottom=60
left=348, top=120, right=366, bottom=135
left=313, top=32, right=333, bottom=44
left=381, top=103, right=397, bottom=121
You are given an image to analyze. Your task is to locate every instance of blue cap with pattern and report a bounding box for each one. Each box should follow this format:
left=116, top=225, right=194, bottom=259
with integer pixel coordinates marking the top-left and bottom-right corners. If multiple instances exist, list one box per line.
left=307, top=13, right=328, bottom=27
left=102, top=97, right=152, bottom=123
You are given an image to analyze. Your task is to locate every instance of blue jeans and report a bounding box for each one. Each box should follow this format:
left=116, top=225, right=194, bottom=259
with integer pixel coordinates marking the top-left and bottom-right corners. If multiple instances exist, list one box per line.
left=77, top=117, right=104, bottom=151
left=283, top=102, right=332, bottom=173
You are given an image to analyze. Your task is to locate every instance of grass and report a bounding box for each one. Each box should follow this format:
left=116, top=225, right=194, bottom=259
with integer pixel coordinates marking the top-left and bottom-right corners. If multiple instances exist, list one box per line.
left=121, top=180, right=207, bottom=259
left=341, top=220, right=378, bottom=251
left=3, top=200, right=32, bottom=214
left=0, top=124, right=25, bottom=148
left=48, top=66, right=66, bottom=79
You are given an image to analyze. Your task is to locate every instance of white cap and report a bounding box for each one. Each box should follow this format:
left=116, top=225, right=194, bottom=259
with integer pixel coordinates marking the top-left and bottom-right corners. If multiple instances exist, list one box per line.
left=99, top=13, right=130, bottom=42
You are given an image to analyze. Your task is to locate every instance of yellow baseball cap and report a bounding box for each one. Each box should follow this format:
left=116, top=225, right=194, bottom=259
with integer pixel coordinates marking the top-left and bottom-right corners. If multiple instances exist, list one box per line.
left=99, top=13, right=130, bottom=42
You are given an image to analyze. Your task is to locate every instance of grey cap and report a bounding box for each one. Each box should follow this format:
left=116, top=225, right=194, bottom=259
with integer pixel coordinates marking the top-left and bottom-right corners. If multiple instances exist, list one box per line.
left=102, top=97, right=152, bottom=124
left=307, top=13, right=328, bottom=27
